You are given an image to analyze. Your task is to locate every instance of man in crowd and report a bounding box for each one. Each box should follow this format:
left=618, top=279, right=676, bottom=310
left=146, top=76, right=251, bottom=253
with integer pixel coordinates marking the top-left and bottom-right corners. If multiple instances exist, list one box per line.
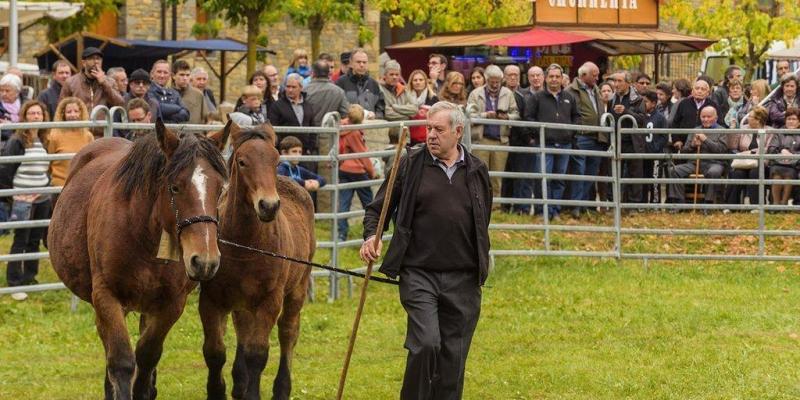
left=263, top=64, right=282, bottom=102
left=60, top=46, right=125, bottom=130
left=360, top=101, right=491, bottom=400
left=125, top=98, right=152, bottom=140
left=634, top=73, right=651, bottom=95
left=148, top=59, right=189, bottom=123
left=303, top=53, right=335, bottom=86
left=667, top=105, right=729, bottom=206
left=773, top=60, right=792, bottom=89
left=172, top=60, right=207, bottom=124
left=467, top=65, right=519, bottom=197
left=333, top=51, right=350, bottom=83
left=380, top=60, right=419, bottom=144
left=566, top=61, right=606, bottom=218
left=526, top=66, right=545, bottom=94
left=524, top=63, right=580, bottom=218
left=305, top=60, right=349, bottom=127
left=191, top=67, right=217, bottom=113
left=268, top=73, right=316, bottom=168
left=610, top=70, right=647, bottom=207
left=38, top=60, right=72, bottom=117
left=670, top=78, right=722, bottom=148
left=107, top=67, right=128, bottom=96
left=427, top=53, right=448, bottom=92
left=336, top=48, right=384, bottom=120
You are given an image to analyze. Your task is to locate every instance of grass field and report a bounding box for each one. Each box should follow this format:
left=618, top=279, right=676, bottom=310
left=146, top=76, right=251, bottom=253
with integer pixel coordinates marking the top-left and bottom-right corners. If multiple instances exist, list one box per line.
left=2, top=212, right=800, bottom=399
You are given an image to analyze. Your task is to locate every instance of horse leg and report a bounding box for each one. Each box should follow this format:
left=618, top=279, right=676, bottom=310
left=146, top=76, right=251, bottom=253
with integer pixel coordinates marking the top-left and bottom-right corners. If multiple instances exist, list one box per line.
left=231, top=311, right=253, bottom=400
left=132, top=307, right=183, bottom=400
left=200, top=293, right=229, bottom=400
left=273, top=279, right=309, bottom=400
left=235, top=301, right=281, bottom=400
left=92, top=288, right=135, bottom=400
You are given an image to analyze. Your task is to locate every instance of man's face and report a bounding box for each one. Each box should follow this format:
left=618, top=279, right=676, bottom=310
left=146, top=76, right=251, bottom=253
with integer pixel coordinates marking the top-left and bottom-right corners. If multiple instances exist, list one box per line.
left=487, top=76, right=502, bottom=92
left=243, top=95, right=261, bottom=110
left=643, top=97, right=656, bottom=113
left=528, top=68, right=544, bottom=90
left=504, top=67, right=520, bottom=90
left=428, top=57, right=444, bottom=78
left=283, top=146, right=303, bottom=165
left=174, top=69, right=191, bottom=89
left=54, top=65, right=72, bottom=84
left=113, top=71, right=128, bottom=93
left=656, top=89, right=669, bottom=105
left=613, top=74, right=629, bottom=95
left=384, top=69, right=401, bottom=87
left=82, top=55, right=102, bottom=75
left=729, top=68, right=743, bottom=82
left=130, top=80, right=150, bottom=97
left=546, top=69, right=562, bottom=92
left=581, top=67, right=599, bottom=87
left=700, top=107, right=716, bottom=127
left=192, top=73, right=208, bottom=90
left=693, top=80, right=710, bottom=100
left=635, top=76, right=650, bottom=93
left=285, top=79, right=302, bottom=100
left=778, top=61, right=791, bottom=78
left=128, top=107, right=151, bottom=123
left=263, top=66, right=280, bottom=87
left=151, top=63, right=171, bottom=86
left=426, top=110, right=462, bottom=158
left=351, top=52, right=368, bottom=76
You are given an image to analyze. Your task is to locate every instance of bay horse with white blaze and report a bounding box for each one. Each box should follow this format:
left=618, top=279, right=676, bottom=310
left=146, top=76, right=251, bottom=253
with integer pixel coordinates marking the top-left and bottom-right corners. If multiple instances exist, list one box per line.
left=48, top=119, right=229, bottom=400
left=199, top=123, right=315, bottom=400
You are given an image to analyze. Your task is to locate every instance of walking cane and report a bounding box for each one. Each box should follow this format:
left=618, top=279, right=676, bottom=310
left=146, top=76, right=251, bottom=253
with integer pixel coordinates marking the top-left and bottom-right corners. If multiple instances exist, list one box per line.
left=692, top=142, right=702, bottom=212
left=336, top=126, right=408, bottom=400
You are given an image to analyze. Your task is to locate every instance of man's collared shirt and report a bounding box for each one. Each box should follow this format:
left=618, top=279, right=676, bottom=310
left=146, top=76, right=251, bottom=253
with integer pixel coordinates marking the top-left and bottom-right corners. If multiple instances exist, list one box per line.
left=290, top=96, right=304, bottom=124
left=578, top=80, right=598, bottom=113
left=430, top=144, right=466, bottom=182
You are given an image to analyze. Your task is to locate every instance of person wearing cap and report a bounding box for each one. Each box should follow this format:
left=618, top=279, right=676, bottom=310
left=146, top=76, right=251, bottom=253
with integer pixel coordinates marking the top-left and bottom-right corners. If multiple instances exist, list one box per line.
left=59, top=47, right=125, bottom=136
left=116, top=68, right=159, bottom=138
left=147, top=59, right=189, bottom=123
left=333, top=52, right=350, bottom=83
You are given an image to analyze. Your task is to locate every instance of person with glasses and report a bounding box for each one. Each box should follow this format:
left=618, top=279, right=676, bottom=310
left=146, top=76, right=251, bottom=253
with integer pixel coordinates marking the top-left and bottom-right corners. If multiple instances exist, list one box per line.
left=634, top=73, right=651, bottom=95
left=125, top=98, right=152, bottom=140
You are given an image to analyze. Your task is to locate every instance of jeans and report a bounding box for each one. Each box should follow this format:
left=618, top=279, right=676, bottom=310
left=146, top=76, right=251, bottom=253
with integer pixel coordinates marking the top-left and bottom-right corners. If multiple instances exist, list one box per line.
left=509, top=151, right=538, bottom=214
left=0, top=201, right=9, bottom=236
left=337, top=171, right=373, bottom=242
left=6, top=199, right=51, bottom=287
left=569, top=136, right=606, bottom=210
left=537, top=143, right=572, bottom=216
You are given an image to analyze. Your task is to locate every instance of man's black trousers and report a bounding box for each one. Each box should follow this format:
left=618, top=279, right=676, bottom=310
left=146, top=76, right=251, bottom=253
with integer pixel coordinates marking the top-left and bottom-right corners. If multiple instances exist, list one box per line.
left=399, top=267, right=482, bottom=400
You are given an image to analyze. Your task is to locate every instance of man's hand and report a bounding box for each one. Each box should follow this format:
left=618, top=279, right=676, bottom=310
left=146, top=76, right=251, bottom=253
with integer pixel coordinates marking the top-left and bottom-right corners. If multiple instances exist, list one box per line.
left=695, top=133, right=707, bottom=143
left=613, top=104, right=625, bottom=114
left=428, top=65, right=441, bottom=81
left=366, top=110, right=376, bottom=120
left=496, top=111, right=509, bottom=120
left=672, top=141, right=683, bottom=151
left=90, top=67, right=106, bottom=81
left=359, top=235, right=383, bottom=262
left=304, top=180, right=320, bottom=191
left=484, top=111, right=496, bottom=119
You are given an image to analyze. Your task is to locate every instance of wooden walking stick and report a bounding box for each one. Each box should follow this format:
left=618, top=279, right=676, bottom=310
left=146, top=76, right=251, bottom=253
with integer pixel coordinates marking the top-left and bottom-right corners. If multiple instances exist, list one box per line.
left=691, top=140, right=702, bottom=212
left=336, top=126, right=408, bottom=400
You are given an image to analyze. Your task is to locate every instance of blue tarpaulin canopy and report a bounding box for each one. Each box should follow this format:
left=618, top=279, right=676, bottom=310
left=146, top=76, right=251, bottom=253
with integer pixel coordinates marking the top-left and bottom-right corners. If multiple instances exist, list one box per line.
left=34, top=32, right=274, bottom=101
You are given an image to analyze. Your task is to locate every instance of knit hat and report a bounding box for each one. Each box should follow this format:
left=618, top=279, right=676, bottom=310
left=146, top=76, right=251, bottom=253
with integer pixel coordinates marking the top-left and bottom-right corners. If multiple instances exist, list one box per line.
left=129, top=68, right=150, bottom=84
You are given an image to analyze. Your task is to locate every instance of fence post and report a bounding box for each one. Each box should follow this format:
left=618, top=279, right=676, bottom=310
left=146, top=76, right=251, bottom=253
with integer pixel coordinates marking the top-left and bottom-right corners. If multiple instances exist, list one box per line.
left=89, top=105, right=111, bottom=138
left=107, top=106, right=127, bottom=139
left=538, top=126, right=550, bottom=250
left=464, top=103, right=477, bottom=152
left=757, top=128, right=766, bottom=256
left=615, top=114, right=638, bottom=262
left=323, top=112, right=342, bottom=302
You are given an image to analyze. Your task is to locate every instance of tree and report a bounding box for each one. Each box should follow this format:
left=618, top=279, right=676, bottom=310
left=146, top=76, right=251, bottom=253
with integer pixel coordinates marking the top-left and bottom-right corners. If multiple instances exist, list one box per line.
left=197, top=0, right=281, bottom=77
left=42, top=0, right=121, bottom=42
left=283, top=0, right=365, bottom=61
left=371, top=0, right=530, bottom=37
left=662, top=0, right=800, bottom=78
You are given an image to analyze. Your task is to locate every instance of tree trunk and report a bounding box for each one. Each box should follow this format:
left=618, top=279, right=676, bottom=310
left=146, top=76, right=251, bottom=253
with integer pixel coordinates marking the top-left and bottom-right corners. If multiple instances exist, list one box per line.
left=309, top=14, right=324, bottom=61
left=246, top=10, right=260, bottom=79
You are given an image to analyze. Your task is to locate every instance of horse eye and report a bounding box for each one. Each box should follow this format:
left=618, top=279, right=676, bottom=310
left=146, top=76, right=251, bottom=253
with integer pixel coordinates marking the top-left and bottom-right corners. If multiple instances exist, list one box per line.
left=169, top=184, right=179, bottom=194
left=237, top=159, right=246, bottom=167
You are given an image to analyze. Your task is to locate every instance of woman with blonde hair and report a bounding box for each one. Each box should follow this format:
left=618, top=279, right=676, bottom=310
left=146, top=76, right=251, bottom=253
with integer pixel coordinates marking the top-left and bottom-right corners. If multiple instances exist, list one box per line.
left=437, top=71, right=467, bottom=106
left=407, top=69, right=439, bottom=144
left=737, top=79, right=770, bottom=125
left=48, top=97, right=93, bottom=188
left=286, top=48, right=311, bottom=79
left=0, top=100, right=52, bottom=297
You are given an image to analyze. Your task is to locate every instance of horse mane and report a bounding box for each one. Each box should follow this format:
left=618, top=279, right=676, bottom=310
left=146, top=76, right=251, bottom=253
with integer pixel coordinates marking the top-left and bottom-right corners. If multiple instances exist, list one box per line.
left=114, top=133, right=227, bottom=200
left=227, top=127, right=276, bottom=170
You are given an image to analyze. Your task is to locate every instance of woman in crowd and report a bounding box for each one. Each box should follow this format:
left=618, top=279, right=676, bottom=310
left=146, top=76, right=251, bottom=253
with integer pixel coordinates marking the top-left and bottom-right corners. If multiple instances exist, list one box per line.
left=670, top=78, right=692, bottom=122
left=599, top=81, right=614, bottom=113
left=48, top=97, right=94, bottom=190
left=0, top=73, right=24, bottom=141
left=437, top=71, right=467, bottom=106
left=286, top=49, right=311, bottom=79
left=407, top=69, right=439, bottom=145
left=766, top=73, right=799, bottom=128
left=235, top=71, right=274, bottom=112
left=725, top=105, right=780, bottom=208
left=466, top=66, right=486, bottom=94
left=0, top=101, right=51, bottom=299
left=737, top=79, right=770, bottom=125
left=771, top=107, right=800, bottom=206
left=655, top=82, right=672, bottom=121
left=723, top=79, right=745, bottom=129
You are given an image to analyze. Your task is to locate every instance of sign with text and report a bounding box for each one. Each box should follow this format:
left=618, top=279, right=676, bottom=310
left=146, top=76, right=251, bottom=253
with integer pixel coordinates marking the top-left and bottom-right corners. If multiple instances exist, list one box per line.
left=535, top=0, right=658, bottom=27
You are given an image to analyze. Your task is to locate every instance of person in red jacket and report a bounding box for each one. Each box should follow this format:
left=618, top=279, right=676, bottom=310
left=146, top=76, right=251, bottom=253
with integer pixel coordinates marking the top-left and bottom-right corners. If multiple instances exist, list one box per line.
left=337, top=104, right=376, bottom=242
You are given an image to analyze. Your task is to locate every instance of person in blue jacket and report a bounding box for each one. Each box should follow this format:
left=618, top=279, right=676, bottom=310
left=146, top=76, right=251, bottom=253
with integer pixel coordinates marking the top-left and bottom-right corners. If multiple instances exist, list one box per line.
left=277, top=135, right=325, bottom=192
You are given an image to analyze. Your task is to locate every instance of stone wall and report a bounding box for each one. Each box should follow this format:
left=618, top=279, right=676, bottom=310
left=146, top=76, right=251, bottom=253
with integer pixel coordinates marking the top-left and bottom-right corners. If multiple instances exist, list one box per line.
left=1, top=23, right=49, bottom=67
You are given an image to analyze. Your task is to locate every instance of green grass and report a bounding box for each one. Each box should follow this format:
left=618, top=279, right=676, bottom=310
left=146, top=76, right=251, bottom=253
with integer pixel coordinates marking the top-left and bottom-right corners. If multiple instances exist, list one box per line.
left=3, top=213, right=800, bottom=398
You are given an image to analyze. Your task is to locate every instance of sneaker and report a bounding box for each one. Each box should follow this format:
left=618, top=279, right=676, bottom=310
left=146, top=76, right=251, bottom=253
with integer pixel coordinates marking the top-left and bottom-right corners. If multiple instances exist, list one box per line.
left=11, top=292, right=28, bottom=301
left=750, top=209, right=759, bottom=214
left=722, top=209, right=731, bottom=214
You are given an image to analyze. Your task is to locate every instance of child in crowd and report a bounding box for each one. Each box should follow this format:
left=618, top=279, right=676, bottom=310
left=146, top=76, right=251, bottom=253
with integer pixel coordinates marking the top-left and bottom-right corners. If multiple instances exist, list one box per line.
left=229, top=85, right=267, bottom=127
left=48, top=97, right=94, bottom=189
left=337, top=104, right=376, bottom=242
left=277, top=135, right=326, bottom=192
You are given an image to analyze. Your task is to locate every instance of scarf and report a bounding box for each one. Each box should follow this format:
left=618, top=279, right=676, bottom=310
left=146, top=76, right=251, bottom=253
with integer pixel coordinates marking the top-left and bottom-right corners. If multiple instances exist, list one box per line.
left=2, top=99, right=20, bottom=122
left=408, top=88, right=428, bottom=107
left=724, top=96, right=744, bottom=128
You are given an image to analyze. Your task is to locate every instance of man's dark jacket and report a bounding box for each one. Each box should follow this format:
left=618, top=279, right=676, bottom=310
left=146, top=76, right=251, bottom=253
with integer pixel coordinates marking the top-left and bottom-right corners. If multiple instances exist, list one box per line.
left=363, top=145, right=492, bottom=285
left=147, top=83, right=189, bottom=123
left=37, top=80, right=62, bottom=118
left=670, top=96, right=724, bottom=143
left=267, top=92, right=316, bottom=153
left=335, top=71, right=385, bottom=119
left=524, top=89, right=580, bottom=144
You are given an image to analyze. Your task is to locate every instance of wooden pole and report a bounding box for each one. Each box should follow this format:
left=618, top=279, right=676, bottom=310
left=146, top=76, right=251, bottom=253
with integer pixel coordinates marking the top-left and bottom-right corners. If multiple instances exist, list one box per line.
left=692, top=143, right=701, bottom=212
left=336, top=127, right=408, bottom=400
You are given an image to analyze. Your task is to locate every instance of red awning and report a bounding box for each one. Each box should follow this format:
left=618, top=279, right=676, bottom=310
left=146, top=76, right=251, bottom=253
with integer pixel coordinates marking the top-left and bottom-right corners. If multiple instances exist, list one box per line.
left=486, top=28, right=593, bottom=47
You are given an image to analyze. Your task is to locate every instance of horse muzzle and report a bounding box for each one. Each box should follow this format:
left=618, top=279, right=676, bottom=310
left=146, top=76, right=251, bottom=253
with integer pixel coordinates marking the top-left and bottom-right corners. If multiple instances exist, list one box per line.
left=185, top=253, right=220, bottom=281
left=256, top=198, right=280, bottom=222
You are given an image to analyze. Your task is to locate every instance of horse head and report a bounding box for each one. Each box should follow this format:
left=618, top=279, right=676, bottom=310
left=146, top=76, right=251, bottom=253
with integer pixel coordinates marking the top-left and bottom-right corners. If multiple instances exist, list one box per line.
left=214, top=121, right=281, bottom=222
left=156, top=118, right=229, bottom=281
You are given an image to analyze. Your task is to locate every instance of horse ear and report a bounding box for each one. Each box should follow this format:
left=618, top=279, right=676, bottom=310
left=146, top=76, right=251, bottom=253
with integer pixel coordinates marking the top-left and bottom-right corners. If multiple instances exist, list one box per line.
left=207, top=119, right=232, bottom=151
left=228, top=119, right=243, bottom=144
left=155, top=118, right=179, bottom=158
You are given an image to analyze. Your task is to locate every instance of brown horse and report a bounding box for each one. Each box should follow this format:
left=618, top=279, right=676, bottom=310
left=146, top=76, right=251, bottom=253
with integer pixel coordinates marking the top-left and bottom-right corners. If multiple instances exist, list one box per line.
left=48, top=119, right=229, bottom=400
left=199, top=123, right=315, bottom=400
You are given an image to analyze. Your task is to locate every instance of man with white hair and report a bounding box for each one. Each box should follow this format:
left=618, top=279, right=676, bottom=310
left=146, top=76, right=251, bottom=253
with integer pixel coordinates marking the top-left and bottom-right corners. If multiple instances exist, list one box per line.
left=361, top=101, right=491, bottom=400
left=379, top=59, right=419, bottom=143
left=566, top=61, right=605, bottom=218
left=268, top=73, right=317, bottom=172
left=525, top=66, right=545, bottom=95
left=467, top=64, right=519, bottom=196
left=190, top=67, right=217, bottom=113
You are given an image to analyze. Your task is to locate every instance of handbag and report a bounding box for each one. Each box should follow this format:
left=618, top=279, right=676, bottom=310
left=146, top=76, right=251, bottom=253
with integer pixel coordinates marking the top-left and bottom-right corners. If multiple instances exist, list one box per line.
left=731, top=150, right=758, bottom=170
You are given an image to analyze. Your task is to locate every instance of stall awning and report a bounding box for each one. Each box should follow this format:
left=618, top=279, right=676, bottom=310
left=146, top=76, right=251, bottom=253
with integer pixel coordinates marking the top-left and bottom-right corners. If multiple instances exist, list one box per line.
left=546, top=27, right=716, bottom=55
left=0, top=1, right=83, bottom=27
left=768, top=47, right=800, bottom=61
left=486, top=28, right=593, bottom=47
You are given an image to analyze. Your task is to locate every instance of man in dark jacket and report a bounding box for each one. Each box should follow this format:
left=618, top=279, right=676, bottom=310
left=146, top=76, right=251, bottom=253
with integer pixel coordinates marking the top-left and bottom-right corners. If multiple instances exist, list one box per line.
left=610, top=70, right=648, bottom=205
left=501, top=64, right=534, bottom=214
left=147, top=59, right=189, bottom=123
left=335, top=48, right=385, bottom=120
left=38, top=60, right=72, bottom=118
left=305, top=61, right=349, bottom=126
left=670, top=78, right=723, bottom=148
left=524, top=63, right=580, bottom=217
left=268, top=73, right=317, bottom=171
left=361, top=101, right=491, bottom=400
